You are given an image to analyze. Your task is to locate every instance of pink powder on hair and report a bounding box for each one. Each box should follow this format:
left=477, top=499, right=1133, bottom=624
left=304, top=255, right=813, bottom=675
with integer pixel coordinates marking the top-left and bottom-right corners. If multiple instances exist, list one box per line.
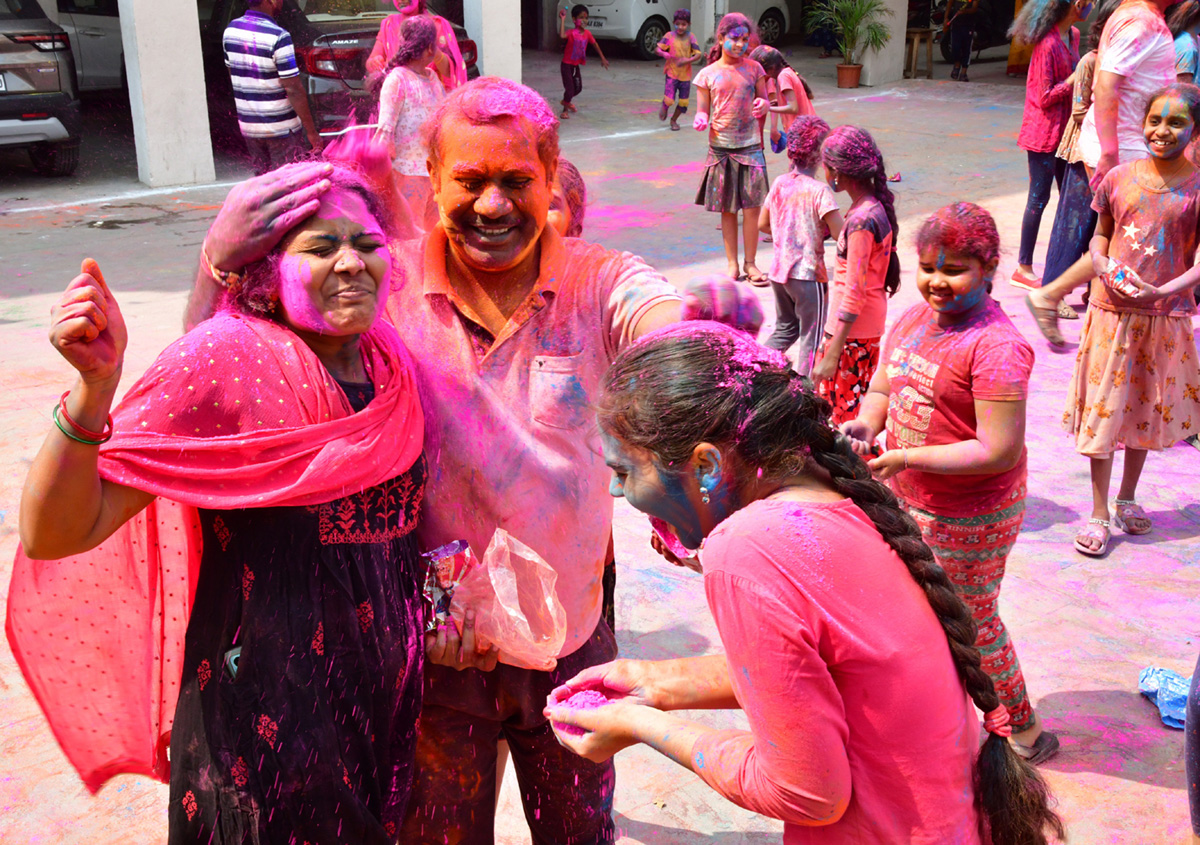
left=554, top=689, right=617, bottom=736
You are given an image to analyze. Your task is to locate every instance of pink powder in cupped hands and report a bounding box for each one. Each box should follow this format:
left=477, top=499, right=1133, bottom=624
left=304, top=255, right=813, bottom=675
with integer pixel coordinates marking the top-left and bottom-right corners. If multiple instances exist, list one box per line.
left=553, top=689, right=617, bottom=737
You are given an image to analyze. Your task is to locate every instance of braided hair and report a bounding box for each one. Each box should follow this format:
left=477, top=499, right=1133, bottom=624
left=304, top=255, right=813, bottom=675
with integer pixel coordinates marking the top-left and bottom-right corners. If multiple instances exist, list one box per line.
left=597, top=322, right=1065, bottom=845
left=386, top=14, right=437, bottom=73
left=821, top=125, right=901, bottom=295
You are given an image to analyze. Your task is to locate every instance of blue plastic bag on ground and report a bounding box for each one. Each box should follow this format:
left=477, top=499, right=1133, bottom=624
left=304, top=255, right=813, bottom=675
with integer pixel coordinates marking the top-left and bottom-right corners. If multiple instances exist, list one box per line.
left=1138, top=666, right=1191, bottom=729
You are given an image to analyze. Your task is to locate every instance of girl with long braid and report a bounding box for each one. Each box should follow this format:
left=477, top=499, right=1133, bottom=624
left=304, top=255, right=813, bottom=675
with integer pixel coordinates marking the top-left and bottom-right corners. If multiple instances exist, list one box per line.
left=545, top=322, right=1065, bottom=845
left=811, top=125, right=901, bottom=425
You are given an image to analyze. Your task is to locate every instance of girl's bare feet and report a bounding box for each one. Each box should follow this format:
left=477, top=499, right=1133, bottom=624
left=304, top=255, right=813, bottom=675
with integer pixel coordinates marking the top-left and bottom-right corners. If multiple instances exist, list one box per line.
left=726, top=262, right=743, bottom=280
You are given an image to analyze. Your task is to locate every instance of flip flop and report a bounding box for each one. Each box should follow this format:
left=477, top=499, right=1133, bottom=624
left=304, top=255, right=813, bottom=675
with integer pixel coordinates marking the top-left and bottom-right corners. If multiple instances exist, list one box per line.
left=1057, top=300, right=1079, bottom=320
left=1073, top=517, right=1110, bottom=557
left=887, top=172, right=902, bottom=183
left=743, top=266, right=770, bottom=287
left=1012, top=730, right=1061, bottom=765
left=1113, top=499, right=1152, bottom=535
left=1024, top=292, right=1065, bottom=347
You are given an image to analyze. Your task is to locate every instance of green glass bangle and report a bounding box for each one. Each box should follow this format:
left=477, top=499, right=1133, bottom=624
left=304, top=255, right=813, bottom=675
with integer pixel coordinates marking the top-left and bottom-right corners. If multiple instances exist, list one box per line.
left=52, top=403, right=106, bottom=446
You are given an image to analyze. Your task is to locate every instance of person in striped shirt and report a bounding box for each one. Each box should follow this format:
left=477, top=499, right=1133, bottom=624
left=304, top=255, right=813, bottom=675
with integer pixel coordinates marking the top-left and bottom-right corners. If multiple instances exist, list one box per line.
left=222, top=0, right=322, bottom=174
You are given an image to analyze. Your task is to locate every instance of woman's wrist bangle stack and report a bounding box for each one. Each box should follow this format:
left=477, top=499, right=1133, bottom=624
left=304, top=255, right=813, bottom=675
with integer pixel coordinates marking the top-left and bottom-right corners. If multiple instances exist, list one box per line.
left=53, top=391, right=113, bottom=445
left=199, top=242, right=244, bottom=291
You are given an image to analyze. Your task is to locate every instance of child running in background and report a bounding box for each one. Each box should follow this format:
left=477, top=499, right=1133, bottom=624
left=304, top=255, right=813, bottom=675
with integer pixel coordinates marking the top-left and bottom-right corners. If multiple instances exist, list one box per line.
left=759, top=116, right=843, bottom=374
left=693, top=13, right=770, bottom=284
left=811, top=125, right=900, bottom=425
left=558, top=4, right=609, bottom=120
left=656, top=9, right=702, bottom=131
left=748, top=45, right=816, bottom=154
left=1066, top=83, right=1200, bottom=555
left=842, top=202, right=1060, bottom=764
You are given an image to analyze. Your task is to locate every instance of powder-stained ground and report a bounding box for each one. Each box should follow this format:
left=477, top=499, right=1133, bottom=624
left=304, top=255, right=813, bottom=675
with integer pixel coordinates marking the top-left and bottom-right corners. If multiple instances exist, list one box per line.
left=0, top=45, right=1196, bottom=845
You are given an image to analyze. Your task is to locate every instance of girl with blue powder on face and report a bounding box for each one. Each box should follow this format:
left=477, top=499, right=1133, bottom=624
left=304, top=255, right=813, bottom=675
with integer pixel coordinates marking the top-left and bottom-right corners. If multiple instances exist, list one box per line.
left=543, top=320, right=1064, bottom=845
left=841, top=202, right=1059, bottom=763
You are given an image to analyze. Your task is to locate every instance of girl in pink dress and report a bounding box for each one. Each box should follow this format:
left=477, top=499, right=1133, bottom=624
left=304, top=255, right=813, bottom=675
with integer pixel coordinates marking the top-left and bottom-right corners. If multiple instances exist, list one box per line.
left=1066, top=83, right=1200, bottom=555
left=749, top=45, right=816, bottom=154
left=365, top=0, right=466, bottom=93
left=842, top=202, right=1059, bottom=763
left=374, top=15, right=444, bottom=233
left=693, top=13, right=771, bottom=284
left=545, top=322, right=1064, bottom=845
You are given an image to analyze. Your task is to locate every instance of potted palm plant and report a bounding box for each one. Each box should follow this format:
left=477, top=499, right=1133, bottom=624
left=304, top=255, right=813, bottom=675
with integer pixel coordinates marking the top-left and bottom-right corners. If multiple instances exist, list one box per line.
left=805, top=0, right=894, bottom=88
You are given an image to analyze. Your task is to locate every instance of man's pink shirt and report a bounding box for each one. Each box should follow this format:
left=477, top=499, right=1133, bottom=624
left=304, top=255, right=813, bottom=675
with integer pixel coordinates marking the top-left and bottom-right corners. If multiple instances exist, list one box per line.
left=386, top=227, right=679, bottom=656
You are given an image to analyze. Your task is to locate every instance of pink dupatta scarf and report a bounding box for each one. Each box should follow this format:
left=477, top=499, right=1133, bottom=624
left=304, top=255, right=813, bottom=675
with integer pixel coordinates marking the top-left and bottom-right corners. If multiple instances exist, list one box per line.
left=6, top=312, right=423, bottom=793
left=369, top=12, right=467, bottom=92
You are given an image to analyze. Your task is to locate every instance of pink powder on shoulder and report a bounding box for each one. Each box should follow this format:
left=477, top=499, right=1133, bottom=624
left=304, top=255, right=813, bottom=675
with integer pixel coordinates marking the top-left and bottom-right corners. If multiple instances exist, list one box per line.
left=554, top=689, right=616, bottom=736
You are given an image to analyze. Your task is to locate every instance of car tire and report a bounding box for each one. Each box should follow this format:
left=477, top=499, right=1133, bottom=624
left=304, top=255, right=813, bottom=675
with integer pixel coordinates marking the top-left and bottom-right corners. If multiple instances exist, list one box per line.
left=758, top=9, right=786, bottom=45
left=635, top=16, right=669, bottom=61
left=940, top=33, right=953, bottom=63
left=30, top=141, right=81, bottom=177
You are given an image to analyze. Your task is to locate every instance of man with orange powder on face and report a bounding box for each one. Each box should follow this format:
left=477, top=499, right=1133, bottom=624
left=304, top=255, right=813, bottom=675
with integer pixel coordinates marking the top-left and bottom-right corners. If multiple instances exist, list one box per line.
left=186, top=77, right=759, bottom=844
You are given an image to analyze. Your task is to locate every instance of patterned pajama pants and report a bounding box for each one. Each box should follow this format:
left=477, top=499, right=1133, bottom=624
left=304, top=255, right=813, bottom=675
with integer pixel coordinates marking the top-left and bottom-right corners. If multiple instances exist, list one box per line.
left=905, top=494, right=1036, bottom=731
left=817, top=335, right=880, bottom=426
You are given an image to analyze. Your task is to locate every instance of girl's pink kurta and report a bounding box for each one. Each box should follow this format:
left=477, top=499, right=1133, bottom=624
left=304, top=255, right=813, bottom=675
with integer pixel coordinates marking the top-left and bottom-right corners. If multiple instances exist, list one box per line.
left=693, top=497, right=980, bottom=844
left=6, top=312, right=423, bottom=793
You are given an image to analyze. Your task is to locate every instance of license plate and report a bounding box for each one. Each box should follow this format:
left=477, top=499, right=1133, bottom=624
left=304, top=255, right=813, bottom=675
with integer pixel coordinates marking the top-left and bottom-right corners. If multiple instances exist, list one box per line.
left=0, top=75, right=6, bottom=92
left=587, top=18, right=604, bottom=27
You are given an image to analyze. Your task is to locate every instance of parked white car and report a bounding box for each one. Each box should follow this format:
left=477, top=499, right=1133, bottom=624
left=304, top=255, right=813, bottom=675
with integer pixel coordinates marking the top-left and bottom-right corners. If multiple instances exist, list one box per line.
left=557, top=0, right=789, bottom=60
left=55, top=0, right=122, bottom=91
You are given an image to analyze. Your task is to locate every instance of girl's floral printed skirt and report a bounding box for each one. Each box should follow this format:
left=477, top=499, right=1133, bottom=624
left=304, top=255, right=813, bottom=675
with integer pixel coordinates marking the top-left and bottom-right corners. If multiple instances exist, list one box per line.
left=1064, top=306, right=1200, bottom=456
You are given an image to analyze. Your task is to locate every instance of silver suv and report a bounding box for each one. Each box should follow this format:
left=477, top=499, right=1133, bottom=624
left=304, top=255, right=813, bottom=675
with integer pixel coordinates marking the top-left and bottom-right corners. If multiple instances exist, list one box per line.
left=0, top=0, right=82, bottom=175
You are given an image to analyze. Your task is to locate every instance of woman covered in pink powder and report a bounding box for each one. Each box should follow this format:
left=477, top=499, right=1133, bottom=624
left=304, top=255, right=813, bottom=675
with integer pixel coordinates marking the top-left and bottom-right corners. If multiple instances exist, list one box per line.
left=1063, top=83, right=1200, bottom=555
left=841, top=202, right=1059, bottom=764
left=693, top=13, right=771, bottom=284
left=374, top=15, right=444, bottom=232
left=8, top=163, right=428, bottom=844
left=748, top=45, right=816, bottom=154
left=545, top=322, right=1064, bottom=845
left=810, top=125, right=900, bottom=426
left=364, top=0, right=466, bottom=93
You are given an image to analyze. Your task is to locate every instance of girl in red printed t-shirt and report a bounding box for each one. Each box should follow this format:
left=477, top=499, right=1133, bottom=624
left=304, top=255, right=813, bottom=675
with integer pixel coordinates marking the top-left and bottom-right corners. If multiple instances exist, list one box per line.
left=842, top=202, right=1060, bottom=765
left=558, top=4, right=609, bottom=119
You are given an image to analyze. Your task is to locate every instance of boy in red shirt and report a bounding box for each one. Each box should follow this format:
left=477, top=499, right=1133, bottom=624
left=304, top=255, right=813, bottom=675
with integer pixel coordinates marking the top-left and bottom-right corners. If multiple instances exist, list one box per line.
left=558, top=4, right=609, bottom=120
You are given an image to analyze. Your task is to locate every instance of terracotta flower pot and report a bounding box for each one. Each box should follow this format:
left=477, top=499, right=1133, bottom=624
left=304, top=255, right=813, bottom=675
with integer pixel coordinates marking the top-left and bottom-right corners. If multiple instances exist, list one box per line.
left=836, top=63, right=863, bottom=88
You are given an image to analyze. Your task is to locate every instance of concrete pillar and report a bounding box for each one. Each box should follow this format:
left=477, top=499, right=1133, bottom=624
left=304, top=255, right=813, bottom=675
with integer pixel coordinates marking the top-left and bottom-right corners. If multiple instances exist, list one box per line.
left=860, top=0, right=906, bottom=86
left=116, top=0, right=215, bottom=186
left=464, top=0, right=521, bottom=82
left=693, top=0, right=717, bottom=46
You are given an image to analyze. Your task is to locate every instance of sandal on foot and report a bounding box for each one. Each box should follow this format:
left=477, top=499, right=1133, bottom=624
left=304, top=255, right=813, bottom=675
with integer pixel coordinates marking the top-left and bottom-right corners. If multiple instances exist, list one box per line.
left=1012, top=730, right=1061, bottom=765
left=743, top=265, right=770, bottom=287
left=560, top=110, right=570, bottom=120
left=1113, top=499, right=1152, bottom=535
left=1010, top=268, right=1042, bottom=290
left=670, top=120, right=680, bottom=131
left=1024, top=292, right=1065, bottom=347
left=1057, top=300, right=1079, bottom=320
left=1073, top=517, right=1110, bottom=556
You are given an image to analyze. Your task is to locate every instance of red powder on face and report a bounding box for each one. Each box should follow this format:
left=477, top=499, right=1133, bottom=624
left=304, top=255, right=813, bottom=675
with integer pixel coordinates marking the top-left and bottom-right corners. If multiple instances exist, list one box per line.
left=554, top=689, right=616, bottom=736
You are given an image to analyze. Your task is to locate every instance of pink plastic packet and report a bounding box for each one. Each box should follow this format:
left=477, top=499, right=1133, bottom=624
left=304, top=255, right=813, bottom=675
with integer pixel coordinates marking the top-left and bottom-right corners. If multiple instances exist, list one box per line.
left=450, top=529, right=567, bottom=671
left=553, top=688, right=618, bottom=737
left=650, top=517, right=703, bottom=573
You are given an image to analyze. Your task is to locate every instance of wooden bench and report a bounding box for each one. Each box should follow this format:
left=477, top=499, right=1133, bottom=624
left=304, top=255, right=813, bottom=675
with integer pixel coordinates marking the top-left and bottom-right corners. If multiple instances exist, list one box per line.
left=904, top=28, right=935, bottom=79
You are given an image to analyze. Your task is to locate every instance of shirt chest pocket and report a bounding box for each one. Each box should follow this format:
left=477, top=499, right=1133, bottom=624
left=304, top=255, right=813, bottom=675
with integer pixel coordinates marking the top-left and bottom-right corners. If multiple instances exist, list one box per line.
left=530, top=354, right=590, bottom=431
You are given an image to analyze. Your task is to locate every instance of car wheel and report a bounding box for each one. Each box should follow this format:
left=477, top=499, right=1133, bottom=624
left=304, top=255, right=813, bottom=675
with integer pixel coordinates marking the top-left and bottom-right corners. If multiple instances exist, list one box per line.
left=635, top=16, right=669, bottom=61
left=30, top=142, right=81, bottom=177
left=758, top=9, right=786, bottom=45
